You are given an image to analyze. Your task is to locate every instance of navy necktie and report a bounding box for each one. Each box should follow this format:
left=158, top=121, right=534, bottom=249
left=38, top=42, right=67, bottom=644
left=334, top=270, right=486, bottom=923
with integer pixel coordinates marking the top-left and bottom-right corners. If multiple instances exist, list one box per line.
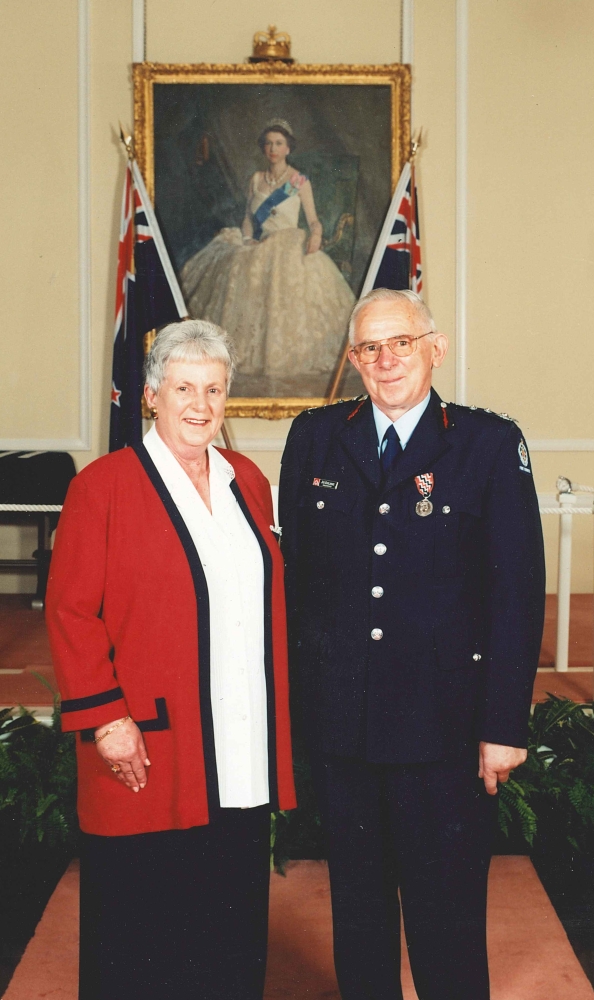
left=381, top=424, right=402, bottom=477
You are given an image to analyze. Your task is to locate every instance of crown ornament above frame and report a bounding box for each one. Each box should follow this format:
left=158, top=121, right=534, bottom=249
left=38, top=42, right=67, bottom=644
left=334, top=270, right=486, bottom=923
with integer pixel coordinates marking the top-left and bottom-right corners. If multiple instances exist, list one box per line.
left=249, top=25, right=294, bottom=64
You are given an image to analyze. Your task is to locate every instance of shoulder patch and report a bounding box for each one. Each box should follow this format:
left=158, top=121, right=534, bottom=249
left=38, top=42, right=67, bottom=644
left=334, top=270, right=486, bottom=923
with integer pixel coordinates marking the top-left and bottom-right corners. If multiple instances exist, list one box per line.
left=517, top=437, right=532, bottom=474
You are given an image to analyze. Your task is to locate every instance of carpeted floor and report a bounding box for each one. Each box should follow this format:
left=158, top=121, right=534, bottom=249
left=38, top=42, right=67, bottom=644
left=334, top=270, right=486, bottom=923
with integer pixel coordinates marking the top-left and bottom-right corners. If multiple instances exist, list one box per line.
left=4, top=857, right=593, bottom=1000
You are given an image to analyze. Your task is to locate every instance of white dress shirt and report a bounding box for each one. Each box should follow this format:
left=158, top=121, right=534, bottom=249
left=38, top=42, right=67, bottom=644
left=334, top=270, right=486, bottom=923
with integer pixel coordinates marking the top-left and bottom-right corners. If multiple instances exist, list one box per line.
left=143, top=424, right=269, bottom=809
left=373, top=391, right=432, bottom=455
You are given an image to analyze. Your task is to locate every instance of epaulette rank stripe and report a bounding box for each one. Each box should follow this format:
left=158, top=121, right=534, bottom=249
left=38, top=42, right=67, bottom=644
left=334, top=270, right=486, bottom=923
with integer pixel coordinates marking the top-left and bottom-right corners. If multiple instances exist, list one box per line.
left=347, top=397, right=368, bottom=421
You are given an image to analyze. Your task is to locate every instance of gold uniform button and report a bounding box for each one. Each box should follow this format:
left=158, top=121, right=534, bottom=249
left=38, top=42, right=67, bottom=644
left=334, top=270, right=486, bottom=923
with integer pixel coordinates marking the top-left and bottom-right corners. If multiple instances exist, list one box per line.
left=317, top=501, right=325, bottom=509
left=371, top=628, right=383, bottom=640
left=379, top=503, right=390, bottom=515
left=371, top=586, right=384, bottom=598
left=374, top=543, right=387, bottom=555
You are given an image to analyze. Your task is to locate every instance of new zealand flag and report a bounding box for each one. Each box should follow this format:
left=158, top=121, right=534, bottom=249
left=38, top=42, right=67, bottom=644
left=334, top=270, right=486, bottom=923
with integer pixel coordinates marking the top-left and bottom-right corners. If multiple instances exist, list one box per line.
left=361, top=160, right=422, bottom=297
left=109, top=161, right=187, bottom=452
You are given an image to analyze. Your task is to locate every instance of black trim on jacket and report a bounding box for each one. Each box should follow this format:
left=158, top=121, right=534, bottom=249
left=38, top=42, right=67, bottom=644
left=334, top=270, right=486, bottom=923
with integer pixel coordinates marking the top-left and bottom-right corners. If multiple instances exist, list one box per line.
left=230, top=478, right=279, bottom=812
left=80, top=697, right=170, bottom=743
left=133, top=443, right=220, bottom=815
left=62, top=686, right=124, bottom=714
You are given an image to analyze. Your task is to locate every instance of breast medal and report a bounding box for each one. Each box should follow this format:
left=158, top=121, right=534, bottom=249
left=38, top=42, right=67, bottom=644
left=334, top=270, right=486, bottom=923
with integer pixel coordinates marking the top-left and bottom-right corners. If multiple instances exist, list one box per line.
left=414, top=473, right=434, bottom=516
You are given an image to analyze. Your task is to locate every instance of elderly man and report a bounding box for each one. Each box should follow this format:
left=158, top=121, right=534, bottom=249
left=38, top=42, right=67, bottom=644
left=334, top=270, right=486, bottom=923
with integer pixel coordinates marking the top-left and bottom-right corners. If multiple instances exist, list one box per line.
left=279, top=288, right=545, bottom=1000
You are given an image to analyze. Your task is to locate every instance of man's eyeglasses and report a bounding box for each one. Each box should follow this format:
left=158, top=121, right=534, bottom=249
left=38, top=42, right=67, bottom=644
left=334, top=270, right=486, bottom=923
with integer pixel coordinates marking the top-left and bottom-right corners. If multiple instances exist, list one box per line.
left=350, top=332, right=433, bottom=364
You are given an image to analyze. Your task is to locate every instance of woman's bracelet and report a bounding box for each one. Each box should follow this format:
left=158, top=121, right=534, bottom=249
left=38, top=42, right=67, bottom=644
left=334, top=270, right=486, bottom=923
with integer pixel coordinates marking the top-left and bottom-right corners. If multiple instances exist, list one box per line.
left=94, top=716, right=131, bottom=744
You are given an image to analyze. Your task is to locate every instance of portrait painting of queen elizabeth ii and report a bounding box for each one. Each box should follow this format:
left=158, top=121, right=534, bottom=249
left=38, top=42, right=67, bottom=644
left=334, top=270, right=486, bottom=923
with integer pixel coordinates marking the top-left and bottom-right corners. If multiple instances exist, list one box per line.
left=136, top=68, right=410, bottom=407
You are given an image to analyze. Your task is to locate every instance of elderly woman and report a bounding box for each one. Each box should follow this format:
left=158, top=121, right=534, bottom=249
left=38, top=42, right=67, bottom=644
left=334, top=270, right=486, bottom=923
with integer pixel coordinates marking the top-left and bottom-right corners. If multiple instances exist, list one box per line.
left=46, top=320, right=296, bottom=1000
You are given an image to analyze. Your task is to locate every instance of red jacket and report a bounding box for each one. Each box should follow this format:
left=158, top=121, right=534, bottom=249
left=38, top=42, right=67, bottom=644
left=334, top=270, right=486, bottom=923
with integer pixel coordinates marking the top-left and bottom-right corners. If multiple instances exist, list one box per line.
left=46, top=444, right=296, bottom=836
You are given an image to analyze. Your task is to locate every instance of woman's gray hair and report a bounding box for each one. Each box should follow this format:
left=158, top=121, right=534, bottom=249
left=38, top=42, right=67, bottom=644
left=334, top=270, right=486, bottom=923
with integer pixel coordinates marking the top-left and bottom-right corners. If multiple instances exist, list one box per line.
left=144, top=319, right=236, bottom=392
left=348, top=288, right=437, bottom=344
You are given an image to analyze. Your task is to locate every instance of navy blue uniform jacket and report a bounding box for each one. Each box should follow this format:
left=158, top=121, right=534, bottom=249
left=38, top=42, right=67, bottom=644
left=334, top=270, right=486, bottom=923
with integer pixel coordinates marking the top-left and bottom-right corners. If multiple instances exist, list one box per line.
left=279, top=390, right=546, bottom=764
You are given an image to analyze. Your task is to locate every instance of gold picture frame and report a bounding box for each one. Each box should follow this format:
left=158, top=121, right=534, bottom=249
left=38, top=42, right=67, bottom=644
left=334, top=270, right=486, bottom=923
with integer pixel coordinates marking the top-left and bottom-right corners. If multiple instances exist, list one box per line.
left=134, top=61, right=411, bottom=419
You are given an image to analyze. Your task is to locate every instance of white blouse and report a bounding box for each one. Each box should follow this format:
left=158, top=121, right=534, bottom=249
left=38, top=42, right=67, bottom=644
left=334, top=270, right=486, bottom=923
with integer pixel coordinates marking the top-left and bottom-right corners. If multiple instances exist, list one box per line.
left=143, top=424, right=269, bottom=808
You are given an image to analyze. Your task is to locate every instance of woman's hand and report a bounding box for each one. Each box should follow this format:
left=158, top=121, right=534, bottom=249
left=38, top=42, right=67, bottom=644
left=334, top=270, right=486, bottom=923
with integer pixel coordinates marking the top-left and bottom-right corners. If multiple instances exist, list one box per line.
left=95, top=717, right=151, bottom=793
left=306, top=232, right=322, bottom=254
left=300, top=182, right=323, bottom=255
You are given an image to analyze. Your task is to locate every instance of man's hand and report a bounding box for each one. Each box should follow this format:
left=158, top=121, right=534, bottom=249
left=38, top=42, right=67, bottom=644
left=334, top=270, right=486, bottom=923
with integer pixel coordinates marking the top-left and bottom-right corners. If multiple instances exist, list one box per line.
left=478, top=742, right=527, bottom=795
left=94, top=718, right=151, bottom=793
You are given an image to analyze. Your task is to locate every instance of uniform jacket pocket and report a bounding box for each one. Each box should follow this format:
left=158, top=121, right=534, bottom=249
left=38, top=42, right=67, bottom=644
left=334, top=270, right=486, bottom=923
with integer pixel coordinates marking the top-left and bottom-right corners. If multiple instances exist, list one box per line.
left=433, top=496, right=482, bottom=579
left=434, top=617, right=483, bottom=671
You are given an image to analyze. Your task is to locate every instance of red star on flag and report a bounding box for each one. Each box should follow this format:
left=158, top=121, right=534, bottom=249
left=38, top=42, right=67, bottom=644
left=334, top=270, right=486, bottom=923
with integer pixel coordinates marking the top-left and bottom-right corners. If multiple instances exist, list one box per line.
left=111, top=383, right=122, bottom=407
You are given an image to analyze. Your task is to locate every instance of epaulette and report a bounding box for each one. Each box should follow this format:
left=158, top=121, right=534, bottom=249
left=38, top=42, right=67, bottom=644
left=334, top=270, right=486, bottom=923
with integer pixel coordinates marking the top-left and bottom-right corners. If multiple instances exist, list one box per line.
left=455, top=403, right=518, bottom=423
left=441, top=403, right=518, bottom=427
left=306, top=395, right=366, bottom=416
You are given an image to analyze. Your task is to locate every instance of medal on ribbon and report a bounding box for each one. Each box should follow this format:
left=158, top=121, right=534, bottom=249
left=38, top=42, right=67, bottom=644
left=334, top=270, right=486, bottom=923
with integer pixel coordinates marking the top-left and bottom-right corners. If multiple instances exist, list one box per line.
left=414, top=473, right=434, bottom=517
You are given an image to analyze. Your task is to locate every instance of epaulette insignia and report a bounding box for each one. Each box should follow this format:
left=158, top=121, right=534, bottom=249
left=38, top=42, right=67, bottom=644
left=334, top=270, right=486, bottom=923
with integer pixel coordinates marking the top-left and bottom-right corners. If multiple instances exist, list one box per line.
left=468, top=405, right=517, bottom=423
left=347, top=397, right=367, bottom=421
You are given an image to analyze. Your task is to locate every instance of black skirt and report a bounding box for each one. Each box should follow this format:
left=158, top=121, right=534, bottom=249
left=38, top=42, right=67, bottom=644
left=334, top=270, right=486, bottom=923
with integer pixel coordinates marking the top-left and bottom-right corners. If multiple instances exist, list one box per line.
left=79, top=805, right=271, bottom=1000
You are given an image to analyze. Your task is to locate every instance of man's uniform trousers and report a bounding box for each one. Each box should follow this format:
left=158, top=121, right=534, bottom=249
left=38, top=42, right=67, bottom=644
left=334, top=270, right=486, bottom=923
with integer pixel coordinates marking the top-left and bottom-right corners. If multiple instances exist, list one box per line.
left=313, top=752, right=497, bottom=1000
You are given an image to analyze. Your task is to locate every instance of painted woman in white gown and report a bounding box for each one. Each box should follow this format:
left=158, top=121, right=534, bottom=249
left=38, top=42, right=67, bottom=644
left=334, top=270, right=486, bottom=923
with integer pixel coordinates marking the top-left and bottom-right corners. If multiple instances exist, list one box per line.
left=180, top=120, right=355, bottom=396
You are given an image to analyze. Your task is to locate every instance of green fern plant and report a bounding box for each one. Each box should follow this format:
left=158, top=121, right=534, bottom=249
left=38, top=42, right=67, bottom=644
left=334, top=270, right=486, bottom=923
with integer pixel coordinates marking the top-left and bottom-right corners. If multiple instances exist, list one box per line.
left=498, top=695, right=594, bottom=854
left=0, top=696, right=78, bottom=851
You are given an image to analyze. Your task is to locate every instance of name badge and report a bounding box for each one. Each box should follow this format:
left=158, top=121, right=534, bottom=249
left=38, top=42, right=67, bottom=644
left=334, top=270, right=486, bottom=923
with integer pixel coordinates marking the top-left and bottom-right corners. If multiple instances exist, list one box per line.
left=313, top=478, right=339, bottom=490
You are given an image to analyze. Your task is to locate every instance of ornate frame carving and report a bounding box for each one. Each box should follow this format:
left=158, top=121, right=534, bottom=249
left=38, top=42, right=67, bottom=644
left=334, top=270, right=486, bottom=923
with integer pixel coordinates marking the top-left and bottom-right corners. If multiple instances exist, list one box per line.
left=134, top=61, right=411, bottom=419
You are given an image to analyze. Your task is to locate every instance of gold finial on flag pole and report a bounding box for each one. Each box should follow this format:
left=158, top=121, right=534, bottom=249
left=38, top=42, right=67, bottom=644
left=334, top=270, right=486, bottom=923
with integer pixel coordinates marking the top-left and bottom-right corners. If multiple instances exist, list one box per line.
left=119, top=122, right=134, bottom=160
left=410, top=127, right=423, bottom=162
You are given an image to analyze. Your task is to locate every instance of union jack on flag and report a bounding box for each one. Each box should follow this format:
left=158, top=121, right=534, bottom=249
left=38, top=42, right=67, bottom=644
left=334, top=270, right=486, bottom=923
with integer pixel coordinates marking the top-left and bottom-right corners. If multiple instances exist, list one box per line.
left=110, top=160, right=187, bottom=452
left=361, top=160, right=422, bottom=297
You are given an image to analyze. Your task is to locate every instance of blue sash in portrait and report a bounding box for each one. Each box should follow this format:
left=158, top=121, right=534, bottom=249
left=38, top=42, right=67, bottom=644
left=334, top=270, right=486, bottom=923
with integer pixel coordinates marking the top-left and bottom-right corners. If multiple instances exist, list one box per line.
left=252, top=175, right=305, bottom=240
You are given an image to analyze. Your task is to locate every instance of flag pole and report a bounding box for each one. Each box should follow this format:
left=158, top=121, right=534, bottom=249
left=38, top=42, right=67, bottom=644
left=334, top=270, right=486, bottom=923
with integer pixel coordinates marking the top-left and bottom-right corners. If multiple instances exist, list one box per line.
left=118, top=124, right=234, bottom=450
left=408, top=129, right=422, bottom=290
left=326, top=334, right=352, bottom=406
left=326, top=129, right=422, bottom=406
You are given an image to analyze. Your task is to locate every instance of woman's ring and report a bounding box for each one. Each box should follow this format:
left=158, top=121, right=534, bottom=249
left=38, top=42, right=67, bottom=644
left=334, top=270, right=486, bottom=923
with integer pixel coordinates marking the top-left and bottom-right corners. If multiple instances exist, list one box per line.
left=111, top=764, right=121, bottom=773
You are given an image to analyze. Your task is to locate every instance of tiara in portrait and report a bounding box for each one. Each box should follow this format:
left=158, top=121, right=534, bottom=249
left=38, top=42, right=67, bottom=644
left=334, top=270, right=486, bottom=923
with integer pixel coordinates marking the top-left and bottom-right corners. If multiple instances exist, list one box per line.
left=262, top=118, right=294, bottom=137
